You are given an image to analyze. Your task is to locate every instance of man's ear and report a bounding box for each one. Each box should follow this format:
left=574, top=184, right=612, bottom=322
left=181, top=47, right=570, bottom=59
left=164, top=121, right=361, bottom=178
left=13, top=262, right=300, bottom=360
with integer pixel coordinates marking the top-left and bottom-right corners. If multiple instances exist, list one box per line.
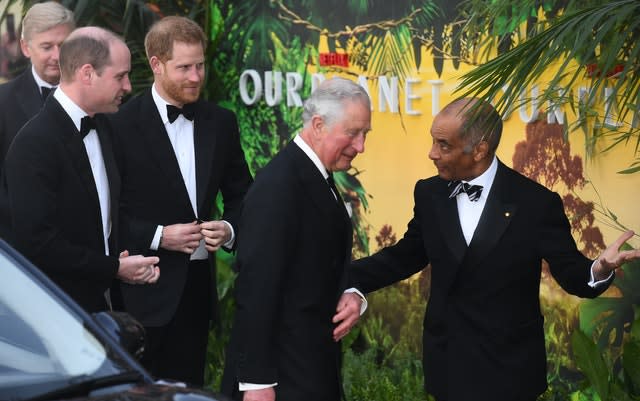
left=311, top=114, right=324, bottom=138
left=19, top=39, right=30, bottom=58
left=78, top=64, right=94, bottom=85
left=149, top=56, right=163, bottom=75
left=473, top=140, right=489, bottom=162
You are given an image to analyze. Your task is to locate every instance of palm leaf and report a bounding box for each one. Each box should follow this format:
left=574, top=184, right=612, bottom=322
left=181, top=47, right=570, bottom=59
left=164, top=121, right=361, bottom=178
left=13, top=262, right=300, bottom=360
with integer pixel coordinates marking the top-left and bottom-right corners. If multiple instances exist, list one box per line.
left=456, top=1, right=640, bottom=167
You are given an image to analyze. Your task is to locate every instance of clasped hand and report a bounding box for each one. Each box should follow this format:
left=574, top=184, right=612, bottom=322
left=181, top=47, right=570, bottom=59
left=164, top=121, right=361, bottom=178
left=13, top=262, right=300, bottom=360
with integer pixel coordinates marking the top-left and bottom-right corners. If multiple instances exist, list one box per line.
left=160, top=220, right=231, bottom=254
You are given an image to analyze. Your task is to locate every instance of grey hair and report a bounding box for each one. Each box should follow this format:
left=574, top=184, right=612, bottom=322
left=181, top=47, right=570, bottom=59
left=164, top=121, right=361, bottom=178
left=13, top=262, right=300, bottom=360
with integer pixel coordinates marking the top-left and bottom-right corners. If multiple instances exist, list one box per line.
left=302, top=77, right=370, bottom=128
left=441, top=98, right=503, bottom=155
left=21, top=2, right=75, bottom=42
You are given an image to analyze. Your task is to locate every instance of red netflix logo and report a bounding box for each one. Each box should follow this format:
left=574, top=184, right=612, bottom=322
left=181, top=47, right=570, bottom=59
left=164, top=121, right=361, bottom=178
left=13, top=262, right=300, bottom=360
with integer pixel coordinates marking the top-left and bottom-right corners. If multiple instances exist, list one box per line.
left=319, top=52, right=349, bottom=67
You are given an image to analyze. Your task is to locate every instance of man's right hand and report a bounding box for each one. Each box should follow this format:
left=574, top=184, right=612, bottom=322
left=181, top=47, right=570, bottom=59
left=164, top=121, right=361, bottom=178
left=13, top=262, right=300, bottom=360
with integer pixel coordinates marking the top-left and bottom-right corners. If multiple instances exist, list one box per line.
left=117, top=251, right=160, bottom=284
left=243, top=388, right=275, bottom=401
left=160, top=221, right=203, bottom=254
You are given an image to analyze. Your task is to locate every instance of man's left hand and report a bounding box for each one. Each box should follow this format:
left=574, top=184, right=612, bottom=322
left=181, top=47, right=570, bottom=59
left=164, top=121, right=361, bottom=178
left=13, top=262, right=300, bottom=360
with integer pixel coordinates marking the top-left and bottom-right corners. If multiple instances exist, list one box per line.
left=594, top=230, right=640, bottom=280
left=200, top=220, right=231, bottom=252
left=332, top=292, right=363, bottom=342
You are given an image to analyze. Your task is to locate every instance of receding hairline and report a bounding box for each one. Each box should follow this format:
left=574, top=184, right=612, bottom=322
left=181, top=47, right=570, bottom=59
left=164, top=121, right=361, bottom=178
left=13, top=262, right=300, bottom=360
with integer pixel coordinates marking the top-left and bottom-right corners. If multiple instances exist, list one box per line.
left=65, top=26, right=123, bottom=44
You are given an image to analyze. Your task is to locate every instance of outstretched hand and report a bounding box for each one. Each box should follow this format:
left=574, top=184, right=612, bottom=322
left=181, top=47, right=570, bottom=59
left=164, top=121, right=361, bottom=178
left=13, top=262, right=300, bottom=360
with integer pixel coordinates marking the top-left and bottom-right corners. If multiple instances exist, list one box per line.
left=593, top=230, right=640, bottom=281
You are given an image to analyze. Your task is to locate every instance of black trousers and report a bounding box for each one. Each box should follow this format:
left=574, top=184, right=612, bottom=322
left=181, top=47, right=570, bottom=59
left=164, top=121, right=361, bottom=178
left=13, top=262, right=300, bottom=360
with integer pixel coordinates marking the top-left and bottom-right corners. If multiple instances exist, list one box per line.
left=141, top=259, right=212, bottom=386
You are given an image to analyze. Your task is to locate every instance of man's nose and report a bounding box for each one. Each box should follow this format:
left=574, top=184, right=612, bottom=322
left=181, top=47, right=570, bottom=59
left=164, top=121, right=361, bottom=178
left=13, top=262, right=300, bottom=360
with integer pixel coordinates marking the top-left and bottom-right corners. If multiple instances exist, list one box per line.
left=428, top=146, right=438, bottom=160
left=352, top=134, right=365, bottom=153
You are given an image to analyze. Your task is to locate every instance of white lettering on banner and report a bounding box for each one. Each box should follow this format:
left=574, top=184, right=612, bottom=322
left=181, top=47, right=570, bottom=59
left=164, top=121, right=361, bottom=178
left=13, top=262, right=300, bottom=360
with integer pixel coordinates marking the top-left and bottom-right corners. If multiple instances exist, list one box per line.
left=264, top=71, right=283, bottom=107
left=378, top=76, right=399, bottom=113
left=427, top=80, right=443, bottom=116
left=405, top=78, right=421, bottom=116
left=519, top=85, right=539, bottom=123
left=239, top=69, right=262, bottom=104
left=237, top=70, right=637, bottom=126
left=286, top=72, right=303, bottom=107
left=357, top=75, right=373, bottom=111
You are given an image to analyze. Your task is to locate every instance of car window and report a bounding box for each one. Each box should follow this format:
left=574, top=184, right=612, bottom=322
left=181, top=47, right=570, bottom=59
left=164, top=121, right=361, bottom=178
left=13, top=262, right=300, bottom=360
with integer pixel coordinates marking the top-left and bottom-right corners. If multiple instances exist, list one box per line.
left=0, top=254, right=106, bottom=376
left=0, top=250, right=127, bottom=399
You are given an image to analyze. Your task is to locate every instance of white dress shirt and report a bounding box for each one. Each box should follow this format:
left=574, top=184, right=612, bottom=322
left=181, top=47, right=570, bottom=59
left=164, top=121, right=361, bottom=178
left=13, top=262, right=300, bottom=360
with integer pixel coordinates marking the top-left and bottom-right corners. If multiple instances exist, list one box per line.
left=453, top=156, right=611, bottom=287
left=455, top=156, right=498, bottom=245
left=148, top=85, right=234, bottom=259
left=53, top=88, right=111, bottom=255
left=31, top=65, right=56, bottom=97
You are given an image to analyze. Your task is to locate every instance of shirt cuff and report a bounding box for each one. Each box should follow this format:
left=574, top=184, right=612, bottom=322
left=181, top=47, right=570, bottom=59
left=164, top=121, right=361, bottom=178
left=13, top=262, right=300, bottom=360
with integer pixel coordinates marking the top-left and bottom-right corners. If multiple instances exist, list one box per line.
left=239, top=382, right=277, bottom=391
left=222, top=220, right=235, bottom=249
left=344, top=287, right=368, bottom=315
left=588, top=259, right=614, bottom=288
left=150, top=225, right=164, bottom=250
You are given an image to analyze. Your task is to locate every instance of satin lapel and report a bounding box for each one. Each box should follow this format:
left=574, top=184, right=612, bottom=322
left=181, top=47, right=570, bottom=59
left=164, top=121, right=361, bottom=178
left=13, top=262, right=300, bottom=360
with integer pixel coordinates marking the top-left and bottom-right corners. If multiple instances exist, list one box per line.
left=432, top=182, right=467, bottom=266
left=287, top=143, right=351, bottom=227
left=50, top=98, right=102, bottom=228
left=466, top=163, right=517, bottom=264
left=16, top=71, right=43, bottom=118
left=193, top=101, right=216, bottom=213
left=95, top=116, right=120, bottom=248
left=138, top=92, right=193, bottom=212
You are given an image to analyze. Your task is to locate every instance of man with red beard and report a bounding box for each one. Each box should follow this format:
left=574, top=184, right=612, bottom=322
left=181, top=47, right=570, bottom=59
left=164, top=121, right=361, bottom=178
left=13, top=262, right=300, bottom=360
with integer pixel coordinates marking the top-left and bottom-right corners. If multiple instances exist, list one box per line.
left=109, top=16, right=252, bottom=386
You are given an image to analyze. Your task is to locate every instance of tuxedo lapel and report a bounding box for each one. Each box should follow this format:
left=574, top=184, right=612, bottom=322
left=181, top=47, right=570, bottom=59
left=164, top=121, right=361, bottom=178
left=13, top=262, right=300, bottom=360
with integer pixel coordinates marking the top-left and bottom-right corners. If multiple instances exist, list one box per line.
left=95, top=115, right=120, bottom=250
left=48, top=98, right=103, bottom=232
left=287, top=142, right=351, bottom=228
left=466, top=162, right=517, bottom=265
left=432, top=180, right=467, bottom=266
left=137, top=91, right=193, bottom=213
left=193, top=101, right=216, bottom=214
left=16, top=70, right=43, bottom=118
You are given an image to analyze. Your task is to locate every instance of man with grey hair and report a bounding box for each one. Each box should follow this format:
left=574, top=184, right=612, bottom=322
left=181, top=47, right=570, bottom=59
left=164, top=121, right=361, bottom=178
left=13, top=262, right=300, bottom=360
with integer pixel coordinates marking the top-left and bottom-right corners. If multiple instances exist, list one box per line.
left=0, top=2, right=75, bottom=168
left=222, top=77, right=370, bottom=401
left=4, top=27, right=160, bottom=313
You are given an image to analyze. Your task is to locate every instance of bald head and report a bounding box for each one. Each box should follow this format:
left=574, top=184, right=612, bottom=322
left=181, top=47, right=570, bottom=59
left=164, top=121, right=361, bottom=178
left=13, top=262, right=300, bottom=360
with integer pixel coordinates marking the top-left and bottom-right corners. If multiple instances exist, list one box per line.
left=59, top=27, right=126, bottom=83
left=440, top=98, right=503, bottom=155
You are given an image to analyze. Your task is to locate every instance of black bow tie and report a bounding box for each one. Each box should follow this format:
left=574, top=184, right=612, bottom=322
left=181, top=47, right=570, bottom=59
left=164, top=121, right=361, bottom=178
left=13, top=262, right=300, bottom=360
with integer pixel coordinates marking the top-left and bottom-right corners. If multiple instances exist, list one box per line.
left=448, top=180, right=483, bottom=202
left=79, top=116, right=97, bottom=138
left=167, top=103, right=196, bottom=123
left=41, top=86, right=55, bottom=101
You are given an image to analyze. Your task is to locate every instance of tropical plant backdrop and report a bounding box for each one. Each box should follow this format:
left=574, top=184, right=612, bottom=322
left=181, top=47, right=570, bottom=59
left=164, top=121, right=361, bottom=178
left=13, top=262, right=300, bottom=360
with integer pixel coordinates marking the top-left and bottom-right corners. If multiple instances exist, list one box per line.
left=1, top=1, right=638, bottom=400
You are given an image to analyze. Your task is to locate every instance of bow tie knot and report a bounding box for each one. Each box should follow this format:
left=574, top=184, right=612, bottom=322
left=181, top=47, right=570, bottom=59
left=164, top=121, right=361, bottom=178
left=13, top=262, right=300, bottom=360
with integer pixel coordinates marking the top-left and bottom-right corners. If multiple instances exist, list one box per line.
left=448, top=180, right=483, bottom=202
left=167, top=103, right=196, bottom=123
left=79, top=116, right=97, bottom=138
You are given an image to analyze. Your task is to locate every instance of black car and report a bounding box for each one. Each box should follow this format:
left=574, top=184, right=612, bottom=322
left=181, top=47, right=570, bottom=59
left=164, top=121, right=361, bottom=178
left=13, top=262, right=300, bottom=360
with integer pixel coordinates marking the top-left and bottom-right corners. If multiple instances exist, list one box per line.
left=0, top=239, right=230, bottom=401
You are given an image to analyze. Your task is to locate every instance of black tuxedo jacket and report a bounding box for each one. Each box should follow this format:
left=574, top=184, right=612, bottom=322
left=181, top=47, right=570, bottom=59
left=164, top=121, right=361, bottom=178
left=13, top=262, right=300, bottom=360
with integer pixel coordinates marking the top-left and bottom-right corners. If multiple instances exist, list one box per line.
left=4, top=95, right=120, bottom=313
left=222, top=141, right=353, bottom=401
left=0, top=69, right=44, bottom=169
left=109, top=89, right=252, bottom=327
left=350, top=161, right=613, bottom=401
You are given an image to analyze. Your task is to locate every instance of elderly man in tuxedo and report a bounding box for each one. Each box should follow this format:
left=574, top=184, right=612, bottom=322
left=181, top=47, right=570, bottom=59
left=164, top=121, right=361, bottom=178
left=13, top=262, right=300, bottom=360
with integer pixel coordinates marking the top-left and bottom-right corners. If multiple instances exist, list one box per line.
left=0, top=2, right=74, bottom=168
left=222, top=77, right=370, bottom=401
left=4, top=27, right=160, bottom=313
left=109, top=16, right=252, bottom=386
left=347, top=98, right=640, bottom=401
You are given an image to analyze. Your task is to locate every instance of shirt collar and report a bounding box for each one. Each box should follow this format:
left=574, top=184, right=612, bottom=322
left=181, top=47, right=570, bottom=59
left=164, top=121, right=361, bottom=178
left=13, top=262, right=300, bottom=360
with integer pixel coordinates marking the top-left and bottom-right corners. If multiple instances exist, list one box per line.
left=52, top=87, right=90, bottom=132
left=466, top=155, right=498, bottom=198
left=151, top=83, right=174, bottom=125
left=293, top=134, right=329, bottom=179
left=31, top=65, right=56, bottom=91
